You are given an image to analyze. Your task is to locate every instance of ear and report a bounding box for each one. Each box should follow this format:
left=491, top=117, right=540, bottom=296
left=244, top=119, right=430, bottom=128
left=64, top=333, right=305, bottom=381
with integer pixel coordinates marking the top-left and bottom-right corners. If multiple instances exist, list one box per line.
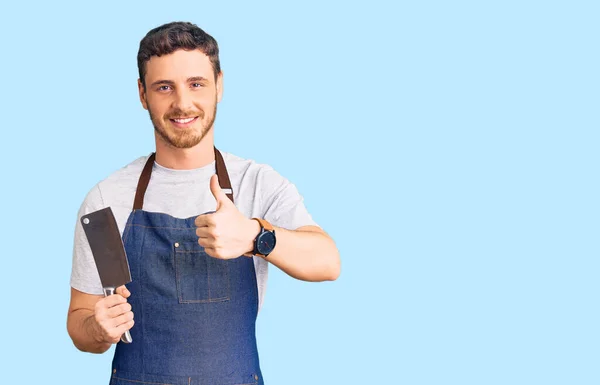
left=138, top=78, right=148, bottom=110
left=216, top=71, right=224, bottom=103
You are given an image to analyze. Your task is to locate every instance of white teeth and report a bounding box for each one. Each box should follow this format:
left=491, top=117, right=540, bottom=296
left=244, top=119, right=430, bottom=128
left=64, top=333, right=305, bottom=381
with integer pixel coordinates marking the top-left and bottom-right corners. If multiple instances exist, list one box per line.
left=173, top=117, right=195, bottom=123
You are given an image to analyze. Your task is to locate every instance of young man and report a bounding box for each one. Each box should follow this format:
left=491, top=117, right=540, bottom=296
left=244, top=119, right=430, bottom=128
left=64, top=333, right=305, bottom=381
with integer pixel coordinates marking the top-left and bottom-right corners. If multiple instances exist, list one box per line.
left=67, top=21, right=340, bottom=384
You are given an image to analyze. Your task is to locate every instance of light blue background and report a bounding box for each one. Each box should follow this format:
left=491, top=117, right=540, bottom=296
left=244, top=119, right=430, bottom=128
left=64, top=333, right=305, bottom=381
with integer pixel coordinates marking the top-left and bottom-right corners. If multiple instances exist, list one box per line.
left=1, top=0, right=598, bottom=384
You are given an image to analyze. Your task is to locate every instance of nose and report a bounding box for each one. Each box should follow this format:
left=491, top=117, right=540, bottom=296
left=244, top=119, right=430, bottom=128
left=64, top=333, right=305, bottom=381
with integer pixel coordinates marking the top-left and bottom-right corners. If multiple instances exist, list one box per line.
left=172, top=87, right=195, bottom=112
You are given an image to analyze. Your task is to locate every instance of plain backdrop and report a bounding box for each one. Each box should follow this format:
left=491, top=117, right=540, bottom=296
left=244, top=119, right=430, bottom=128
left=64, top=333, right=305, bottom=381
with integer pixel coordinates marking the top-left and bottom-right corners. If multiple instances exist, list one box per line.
left=0, top=1, right=598, bottom=384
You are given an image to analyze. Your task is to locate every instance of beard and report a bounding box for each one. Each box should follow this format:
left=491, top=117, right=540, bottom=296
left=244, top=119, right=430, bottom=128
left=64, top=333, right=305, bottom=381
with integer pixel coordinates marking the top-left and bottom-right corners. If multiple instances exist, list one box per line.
left=148, top=100, right=217, bottom=149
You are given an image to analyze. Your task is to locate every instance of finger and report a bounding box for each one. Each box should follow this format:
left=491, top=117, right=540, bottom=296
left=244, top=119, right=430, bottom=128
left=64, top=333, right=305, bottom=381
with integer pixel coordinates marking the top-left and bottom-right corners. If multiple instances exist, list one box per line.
left=115, top=319, right=135, bottom=335
left=196, top=227, right=214, bottom=239
left=198, top=233, right=222, bottom=249
left=194, top=213, right=213, bottom=228
left=100, top=293, right=127, bottom=308
left=115, top=285, right=130, bottom=298
left=197, top=237, right=213, bottom=249
left=205, top=247, right=228, bottom=259
left=108, top=319, right=135, bottom=342
left=112, top=311, right=134, bottom=328
left=107, top=302, right=132, bottom=318
left=209, top=174, right=229, bottom=211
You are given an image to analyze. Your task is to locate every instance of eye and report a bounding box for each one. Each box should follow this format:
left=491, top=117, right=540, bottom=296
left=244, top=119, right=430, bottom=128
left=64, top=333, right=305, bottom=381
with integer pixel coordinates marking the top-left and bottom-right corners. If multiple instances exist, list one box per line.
left=191, top=83, right=203, bottom=88
left=157, top=85, right=171, bottom=91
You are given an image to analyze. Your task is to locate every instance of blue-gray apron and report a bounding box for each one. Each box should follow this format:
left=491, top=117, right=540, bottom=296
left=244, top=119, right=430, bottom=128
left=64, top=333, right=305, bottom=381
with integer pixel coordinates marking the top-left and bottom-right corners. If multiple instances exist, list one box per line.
left=109, top=147, right=264, bottom=385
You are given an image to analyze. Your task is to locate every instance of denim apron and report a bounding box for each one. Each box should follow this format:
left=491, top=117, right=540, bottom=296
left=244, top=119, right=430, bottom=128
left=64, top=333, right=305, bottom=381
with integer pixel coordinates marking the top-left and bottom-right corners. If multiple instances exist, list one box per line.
left=109, top=147, right=264, bottom=385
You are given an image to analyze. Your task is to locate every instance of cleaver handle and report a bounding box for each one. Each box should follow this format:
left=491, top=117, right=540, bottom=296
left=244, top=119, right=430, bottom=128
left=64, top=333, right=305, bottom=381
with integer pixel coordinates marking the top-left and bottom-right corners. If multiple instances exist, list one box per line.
left=103, top=287, right=133, bottom=344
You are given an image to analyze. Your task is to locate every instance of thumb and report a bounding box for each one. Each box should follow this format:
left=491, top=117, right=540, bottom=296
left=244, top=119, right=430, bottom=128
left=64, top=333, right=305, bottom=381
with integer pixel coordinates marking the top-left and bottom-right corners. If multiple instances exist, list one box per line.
left=209, top=174, right=229, bottom=210
left=115, top=285, right=130, bottom=299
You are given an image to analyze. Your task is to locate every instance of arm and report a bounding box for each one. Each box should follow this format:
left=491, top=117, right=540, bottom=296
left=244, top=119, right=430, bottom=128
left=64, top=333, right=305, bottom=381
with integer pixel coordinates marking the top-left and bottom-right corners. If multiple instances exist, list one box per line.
left=67, top=288, right=111, bottom=353
left=245, top=221, right=340, bottom=282
left=67, top=186, right=134, bottom=353
left=197, top=173, right=341, bottom=282
left=67, top=286, right=134, bottom=353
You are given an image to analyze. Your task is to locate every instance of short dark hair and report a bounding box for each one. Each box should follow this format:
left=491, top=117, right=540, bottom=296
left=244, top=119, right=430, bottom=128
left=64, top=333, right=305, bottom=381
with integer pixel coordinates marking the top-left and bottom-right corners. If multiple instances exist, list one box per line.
left=137, top=21, right=221, bottom=87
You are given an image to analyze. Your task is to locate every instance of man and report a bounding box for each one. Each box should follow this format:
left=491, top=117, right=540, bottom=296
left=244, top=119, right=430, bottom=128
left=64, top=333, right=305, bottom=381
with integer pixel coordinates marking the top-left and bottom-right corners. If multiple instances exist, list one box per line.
left=67, top=21, right=340, bottom=385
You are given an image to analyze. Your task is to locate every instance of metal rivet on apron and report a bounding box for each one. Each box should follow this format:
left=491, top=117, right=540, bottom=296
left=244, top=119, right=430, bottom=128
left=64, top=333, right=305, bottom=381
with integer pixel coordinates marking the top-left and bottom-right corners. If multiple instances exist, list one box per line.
left=174, top=242, right=180, bottom=248
left=83, top=218, right=90, bottom=224
left=254, top=374, right=259, bottom=380
left=113, top=369, right=116, bottom=374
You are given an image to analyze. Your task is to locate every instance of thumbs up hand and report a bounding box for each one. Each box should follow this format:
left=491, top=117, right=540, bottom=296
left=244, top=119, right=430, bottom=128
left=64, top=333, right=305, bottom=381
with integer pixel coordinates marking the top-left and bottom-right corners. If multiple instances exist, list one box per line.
left=194, top=174, right=260, bottom=259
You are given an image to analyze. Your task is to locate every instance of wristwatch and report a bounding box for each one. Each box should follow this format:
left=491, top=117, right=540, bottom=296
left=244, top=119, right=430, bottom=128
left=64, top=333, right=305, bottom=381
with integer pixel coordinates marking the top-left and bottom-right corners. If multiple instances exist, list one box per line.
left=251, top=218, right=276, bottom=258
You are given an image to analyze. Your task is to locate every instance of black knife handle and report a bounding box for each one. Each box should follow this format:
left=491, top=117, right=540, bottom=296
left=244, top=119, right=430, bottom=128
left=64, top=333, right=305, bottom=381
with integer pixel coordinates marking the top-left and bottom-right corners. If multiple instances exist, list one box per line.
left=103, top=287, right=133, bottom=344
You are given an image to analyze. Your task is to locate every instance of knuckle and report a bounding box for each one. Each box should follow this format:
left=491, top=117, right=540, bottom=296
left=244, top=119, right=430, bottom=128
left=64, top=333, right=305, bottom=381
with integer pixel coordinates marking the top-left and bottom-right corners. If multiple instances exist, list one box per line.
left=94, top=309, right=105, bottom=322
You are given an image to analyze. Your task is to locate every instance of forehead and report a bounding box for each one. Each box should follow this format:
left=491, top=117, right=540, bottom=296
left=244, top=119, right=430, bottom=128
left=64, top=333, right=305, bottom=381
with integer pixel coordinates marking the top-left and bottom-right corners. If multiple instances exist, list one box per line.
left=144, top=49, right=213, bottom=83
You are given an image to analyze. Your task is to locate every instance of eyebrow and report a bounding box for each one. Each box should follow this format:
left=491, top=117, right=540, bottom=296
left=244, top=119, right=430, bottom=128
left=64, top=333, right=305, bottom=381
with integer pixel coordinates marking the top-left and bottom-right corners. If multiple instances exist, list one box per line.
left=187, top=76, right=209, bottom=83
left=150, top=76, right=209, bottom=87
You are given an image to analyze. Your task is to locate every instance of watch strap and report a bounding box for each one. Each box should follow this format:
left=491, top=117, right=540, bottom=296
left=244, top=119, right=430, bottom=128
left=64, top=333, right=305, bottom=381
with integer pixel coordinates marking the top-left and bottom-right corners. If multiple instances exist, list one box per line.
left=252, top=218, right=274, bottom=231
left=251, top=218, right=274, bottom=258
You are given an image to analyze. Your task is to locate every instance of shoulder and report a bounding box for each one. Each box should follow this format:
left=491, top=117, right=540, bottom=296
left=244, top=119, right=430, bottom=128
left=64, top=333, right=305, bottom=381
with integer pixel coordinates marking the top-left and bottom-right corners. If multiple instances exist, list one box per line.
left=221, top=151, right=288, bottom=185
left=80, top=153, right=152, bottom=211
left=99, top=154, right=151, bottom=190
left=220, top=151, right=310, bottom=212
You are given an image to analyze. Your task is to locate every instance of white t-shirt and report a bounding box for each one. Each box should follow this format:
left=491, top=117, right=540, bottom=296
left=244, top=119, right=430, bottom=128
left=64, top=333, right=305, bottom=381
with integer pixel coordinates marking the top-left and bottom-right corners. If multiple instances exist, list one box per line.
left=70, top=151, right=318, bottom=312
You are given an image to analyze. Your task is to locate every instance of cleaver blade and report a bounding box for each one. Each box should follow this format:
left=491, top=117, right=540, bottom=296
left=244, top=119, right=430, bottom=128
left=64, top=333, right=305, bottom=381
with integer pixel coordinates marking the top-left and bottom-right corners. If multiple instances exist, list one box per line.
left=80, top=206, right=133, bottom=344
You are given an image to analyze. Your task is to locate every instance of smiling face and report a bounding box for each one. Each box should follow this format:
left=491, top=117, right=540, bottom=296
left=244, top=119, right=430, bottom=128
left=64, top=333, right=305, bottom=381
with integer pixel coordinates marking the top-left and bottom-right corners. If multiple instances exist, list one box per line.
left=138, top=49, right=223, bottom=149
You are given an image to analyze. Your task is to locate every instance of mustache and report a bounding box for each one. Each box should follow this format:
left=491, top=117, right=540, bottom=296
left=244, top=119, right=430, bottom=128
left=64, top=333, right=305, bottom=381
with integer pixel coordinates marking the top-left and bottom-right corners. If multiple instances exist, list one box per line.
left=165, top=109, right=204, bottom=119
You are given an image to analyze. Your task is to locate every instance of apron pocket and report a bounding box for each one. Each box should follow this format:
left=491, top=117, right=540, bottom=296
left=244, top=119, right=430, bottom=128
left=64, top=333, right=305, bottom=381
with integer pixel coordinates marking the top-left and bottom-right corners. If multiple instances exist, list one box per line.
left=110, top=370, right=260, bottom=385
left=174, top=241, right=231, bottom=303
left=110, top=370, right=190, bottom=385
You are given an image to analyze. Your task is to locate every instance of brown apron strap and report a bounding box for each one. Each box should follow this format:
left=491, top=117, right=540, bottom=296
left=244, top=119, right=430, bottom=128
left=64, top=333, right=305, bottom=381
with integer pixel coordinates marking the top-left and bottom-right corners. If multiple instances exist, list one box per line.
left=133, top=152, right=156, bottom=210
left=132, top=147, right=233, bottom=210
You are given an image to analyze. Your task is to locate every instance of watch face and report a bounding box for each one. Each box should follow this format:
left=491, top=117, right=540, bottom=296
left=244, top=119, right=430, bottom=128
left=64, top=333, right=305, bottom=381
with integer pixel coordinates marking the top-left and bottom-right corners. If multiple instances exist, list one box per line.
left=257, top=231, right=276, bottom=254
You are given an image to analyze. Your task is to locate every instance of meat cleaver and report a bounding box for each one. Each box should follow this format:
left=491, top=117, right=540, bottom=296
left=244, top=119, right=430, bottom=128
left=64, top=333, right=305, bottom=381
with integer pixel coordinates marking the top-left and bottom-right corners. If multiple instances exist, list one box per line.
left=80, top=207, right=133, bottom=344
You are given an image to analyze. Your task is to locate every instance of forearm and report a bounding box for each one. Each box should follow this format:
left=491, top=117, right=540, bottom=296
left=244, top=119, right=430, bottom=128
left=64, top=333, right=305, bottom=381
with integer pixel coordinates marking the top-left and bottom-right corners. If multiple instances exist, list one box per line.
left=263, top=226, right=341, bottom=282
left=67, top=309, right=111, bottom=354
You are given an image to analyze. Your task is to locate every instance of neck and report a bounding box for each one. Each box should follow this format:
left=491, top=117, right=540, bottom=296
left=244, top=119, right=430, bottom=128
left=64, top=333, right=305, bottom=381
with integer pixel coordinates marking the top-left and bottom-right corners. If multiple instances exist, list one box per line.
left=154, top=130, right=215, bottom=170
